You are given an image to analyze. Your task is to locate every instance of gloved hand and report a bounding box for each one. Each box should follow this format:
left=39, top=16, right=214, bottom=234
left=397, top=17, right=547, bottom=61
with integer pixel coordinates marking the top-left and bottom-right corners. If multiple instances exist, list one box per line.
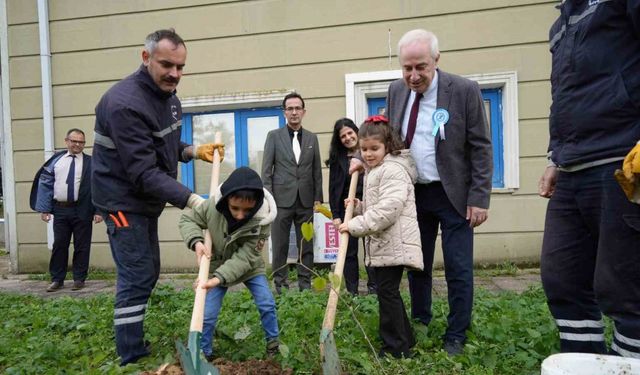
left=615, top=141, right=640, bottom=204
left=195, top=143, right=225, bottom=163
left=186, top=193, right=205, bottom=209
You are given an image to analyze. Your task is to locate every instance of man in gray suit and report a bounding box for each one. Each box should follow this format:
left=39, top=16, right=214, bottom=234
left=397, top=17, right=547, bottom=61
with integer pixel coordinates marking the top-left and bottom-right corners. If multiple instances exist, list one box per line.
left=386, top=29, right=492, bottom=355
left=262, top=92, right=323, bottom=293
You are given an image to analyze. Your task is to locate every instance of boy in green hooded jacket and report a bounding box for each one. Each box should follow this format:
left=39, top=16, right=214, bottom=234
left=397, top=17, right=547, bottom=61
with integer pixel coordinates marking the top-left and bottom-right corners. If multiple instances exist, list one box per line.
left=179, top=167, right=279, bottom=361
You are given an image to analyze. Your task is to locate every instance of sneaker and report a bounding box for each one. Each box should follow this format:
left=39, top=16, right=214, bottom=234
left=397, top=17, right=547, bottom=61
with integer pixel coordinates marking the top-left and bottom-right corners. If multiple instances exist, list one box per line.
left=71, top=280, right=85, bottom=291
left=266, top=338, right=280, bottom=358
left=46, top=281, right=64, bottom=292
left=204, top=353, right=215, bottom=362
left=443, top=339, right=464, bottom=356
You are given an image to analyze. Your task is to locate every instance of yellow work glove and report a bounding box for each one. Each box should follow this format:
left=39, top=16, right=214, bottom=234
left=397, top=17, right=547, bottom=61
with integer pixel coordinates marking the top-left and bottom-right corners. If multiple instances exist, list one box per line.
left=195, top=143, right=225, bottom=163
left=615, top=141, right=640, bottom=204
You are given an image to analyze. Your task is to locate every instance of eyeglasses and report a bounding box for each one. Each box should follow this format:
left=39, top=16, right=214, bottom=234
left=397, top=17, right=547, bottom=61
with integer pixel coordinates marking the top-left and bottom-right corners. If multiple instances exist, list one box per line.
left=284, top=106, right=304, bottom=113
left=66, top=139, right=86, bottom=145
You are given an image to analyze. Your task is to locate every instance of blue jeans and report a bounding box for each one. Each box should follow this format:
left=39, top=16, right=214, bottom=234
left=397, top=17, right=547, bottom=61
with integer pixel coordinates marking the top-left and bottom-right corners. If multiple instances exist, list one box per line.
left=202, top=274, right=279, bottom=357
left=407, top=182, right=474, bottom=342
left=104, top=212, right=160, bottom=366
left=541, top=162, right=640, bottom=355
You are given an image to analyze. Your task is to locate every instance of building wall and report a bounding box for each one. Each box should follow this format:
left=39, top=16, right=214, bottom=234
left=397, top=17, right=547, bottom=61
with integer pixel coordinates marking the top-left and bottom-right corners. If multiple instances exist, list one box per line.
left=6, top=0, right=557, bottom=272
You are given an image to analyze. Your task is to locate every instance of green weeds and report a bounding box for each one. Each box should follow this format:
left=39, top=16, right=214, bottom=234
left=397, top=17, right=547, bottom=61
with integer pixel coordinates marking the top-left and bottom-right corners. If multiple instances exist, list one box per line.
left=0, top=284, right=561, bottom=374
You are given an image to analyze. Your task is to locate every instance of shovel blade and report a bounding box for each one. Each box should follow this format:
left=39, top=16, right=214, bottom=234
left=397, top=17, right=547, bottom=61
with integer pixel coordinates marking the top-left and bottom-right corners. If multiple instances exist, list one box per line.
left=176, top=336, right=220, bottom=375
left=320, top=328, right=342, bottom=375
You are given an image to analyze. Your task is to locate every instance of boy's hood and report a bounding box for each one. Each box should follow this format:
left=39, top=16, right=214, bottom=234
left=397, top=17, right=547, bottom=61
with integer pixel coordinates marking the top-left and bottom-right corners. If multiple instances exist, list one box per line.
left=213, top=187, right=277, bottom=227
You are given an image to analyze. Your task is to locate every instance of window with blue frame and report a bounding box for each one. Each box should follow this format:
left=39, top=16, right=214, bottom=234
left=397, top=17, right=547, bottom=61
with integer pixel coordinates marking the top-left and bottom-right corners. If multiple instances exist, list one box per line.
left=180, top=107, right=284, bottom=196
left=365, top=88, right=504, bottom=188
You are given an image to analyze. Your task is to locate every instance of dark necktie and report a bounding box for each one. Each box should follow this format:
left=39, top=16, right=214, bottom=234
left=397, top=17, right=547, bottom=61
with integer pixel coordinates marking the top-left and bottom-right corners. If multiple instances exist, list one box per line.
left=405, top=92, right=423, bottom=148
left=66, top=155, right=76, bottom=202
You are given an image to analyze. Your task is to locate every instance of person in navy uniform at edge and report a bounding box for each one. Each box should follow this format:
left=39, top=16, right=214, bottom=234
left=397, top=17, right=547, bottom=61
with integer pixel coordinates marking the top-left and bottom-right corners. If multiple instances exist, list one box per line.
left=326, top=118, right=376, bottom=295
left=538, top=0, right=640, bottom=358
left=381, top=29, right=493, bottom=356
left=30, top=128, right=102, bottom=292
left=92, top=29, right=220, bottom=366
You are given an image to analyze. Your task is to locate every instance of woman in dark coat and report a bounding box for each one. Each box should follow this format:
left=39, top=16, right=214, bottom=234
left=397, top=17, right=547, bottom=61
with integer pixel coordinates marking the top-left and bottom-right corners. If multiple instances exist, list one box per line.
left=326, top=118, right=375, bottom=295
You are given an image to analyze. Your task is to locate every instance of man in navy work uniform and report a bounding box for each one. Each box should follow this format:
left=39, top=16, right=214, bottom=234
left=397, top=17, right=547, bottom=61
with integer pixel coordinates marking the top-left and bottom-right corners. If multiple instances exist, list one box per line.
left=92, top=29, right=220, bottom=366
left=539, top=0, right=640, bottom=358
left=30, top=128, right=102, bottom=292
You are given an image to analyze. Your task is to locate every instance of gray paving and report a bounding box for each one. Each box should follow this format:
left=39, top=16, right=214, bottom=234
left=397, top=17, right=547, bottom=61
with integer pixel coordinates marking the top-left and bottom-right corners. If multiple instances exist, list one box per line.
left=0, top=252, right=540, bottom=299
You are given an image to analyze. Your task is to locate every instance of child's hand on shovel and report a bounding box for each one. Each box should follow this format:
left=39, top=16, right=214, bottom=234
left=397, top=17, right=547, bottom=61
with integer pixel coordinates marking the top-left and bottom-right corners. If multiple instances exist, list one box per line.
left=194, top=241, right=211, bottom=265
left=193, top=277, right=221, bottom=290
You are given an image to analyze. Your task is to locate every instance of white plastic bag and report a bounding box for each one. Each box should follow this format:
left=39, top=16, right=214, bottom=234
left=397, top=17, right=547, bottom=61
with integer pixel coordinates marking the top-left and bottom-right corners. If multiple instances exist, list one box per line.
left=313, top=212, right=339, bottom=263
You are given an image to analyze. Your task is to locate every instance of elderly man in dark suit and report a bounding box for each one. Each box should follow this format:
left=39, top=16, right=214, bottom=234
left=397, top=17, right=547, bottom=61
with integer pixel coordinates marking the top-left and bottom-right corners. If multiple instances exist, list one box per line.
left=30, top=128, right=102, bottom=292
left=386, top=29, right=492, bottom=355
left=262, top=92, right=323, bottom=293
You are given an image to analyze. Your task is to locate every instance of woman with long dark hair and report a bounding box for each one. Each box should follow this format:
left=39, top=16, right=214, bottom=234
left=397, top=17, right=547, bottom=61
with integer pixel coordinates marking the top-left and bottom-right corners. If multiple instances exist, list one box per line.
left=326, top=118, right=376, bottom=295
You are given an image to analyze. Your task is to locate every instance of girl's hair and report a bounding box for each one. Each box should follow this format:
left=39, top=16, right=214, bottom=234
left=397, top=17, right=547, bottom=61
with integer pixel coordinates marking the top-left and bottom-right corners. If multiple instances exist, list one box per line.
left=358, top=115, right=404, bottom=155
left=325, top=118, right=359, bottom=166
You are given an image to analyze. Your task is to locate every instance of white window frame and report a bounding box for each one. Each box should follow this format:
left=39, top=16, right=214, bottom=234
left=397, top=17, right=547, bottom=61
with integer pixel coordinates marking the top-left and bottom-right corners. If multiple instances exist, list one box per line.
left=181, top=89, right=291, bottom=112
left=345, top=70, right=519, bottom=191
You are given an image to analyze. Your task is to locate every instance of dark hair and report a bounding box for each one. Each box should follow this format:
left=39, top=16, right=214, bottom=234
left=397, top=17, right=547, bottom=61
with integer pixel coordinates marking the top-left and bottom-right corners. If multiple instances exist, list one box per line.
left=358, top=118, right=404, bottom=156
left=282, top=92, right=305, bottom=109
left=66, top=128, right=85, bottom=137
left=228, top=189, right=260, bottom=202
left=325, top=118, right=358, bottom=166
left=144, top=29, right=185, bottom=54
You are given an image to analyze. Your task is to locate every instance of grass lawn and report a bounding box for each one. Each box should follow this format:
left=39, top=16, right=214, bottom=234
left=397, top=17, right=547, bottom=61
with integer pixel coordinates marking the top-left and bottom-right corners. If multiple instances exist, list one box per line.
left=0, top=284, right=561, bottom=374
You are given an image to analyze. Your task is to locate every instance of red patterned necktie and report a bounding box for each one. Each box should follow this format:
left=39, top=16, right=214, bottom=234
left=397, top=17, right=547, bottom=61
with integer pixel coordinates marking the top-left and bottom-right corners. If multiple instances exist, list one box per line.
left=405, top=92, right=423, bottom=148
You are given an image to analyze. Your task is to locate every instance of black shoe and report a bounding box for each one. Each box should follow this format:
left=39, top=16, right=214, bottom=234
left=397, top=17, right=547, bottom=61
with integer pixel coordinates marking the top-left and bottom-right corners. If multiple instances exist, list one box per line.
left=266, top=338, right=280, bottom=358
left=205, top=353, right=215, bottom=362
left=46, top=281, right=64, bottom=292
left=71, top=280, right=85, bottom=291
left=443, top=339, right=464, bottom=356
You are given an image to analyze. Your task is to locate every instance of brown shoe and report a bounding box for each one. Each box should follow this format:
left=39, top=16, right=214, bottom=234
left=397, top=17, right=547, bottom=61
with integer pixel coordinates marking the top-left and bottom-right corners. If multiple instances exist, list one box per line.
left=71, top=280, right=85, bottom=291
left=47, top=281, right=64, bottom=292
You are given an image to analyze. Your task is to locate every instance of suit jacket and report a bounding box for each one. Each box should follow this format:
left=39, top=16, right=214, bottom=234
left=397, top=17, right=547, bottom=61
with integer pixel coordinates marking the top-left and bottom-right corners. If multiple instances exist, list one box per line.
left=386, top=70, right=492, bottom=217
left=30, top=151, right=95, bottom=221
left=261, top=126, right=323, bottom=208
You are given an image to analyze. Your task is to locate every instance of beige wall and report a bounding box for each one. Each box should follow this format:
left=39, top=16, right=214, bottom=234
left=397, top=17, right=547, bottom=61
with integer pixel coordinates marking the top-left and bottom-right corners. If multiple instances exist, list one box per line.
left=6, top=0, right=557, bottom=272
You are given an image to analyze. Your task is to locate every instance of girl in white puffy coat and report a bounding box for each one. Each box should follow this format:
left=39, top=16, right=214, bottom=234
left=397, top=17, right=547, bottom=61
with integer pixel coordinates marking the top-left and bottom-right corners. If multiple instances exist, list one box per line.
left=339, top=116, right=423, bottom=359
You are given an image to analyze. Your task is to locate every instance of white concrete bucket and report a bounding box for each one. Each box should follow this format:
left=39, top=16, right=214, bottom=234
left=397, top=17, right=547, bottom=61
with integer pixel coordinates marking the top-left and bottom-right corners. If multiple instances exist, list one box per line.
left=541, top=353, right=640, bottom=375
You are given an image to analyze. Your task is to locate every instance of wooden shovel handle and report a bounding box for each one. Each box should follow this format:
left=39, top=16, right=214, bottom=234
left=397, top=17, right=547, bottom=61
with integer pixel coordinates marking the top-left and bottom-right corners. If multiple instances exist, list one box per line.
left=322, top=170, right=359, bottom=330
left=190, top=132, right=222, bottom=333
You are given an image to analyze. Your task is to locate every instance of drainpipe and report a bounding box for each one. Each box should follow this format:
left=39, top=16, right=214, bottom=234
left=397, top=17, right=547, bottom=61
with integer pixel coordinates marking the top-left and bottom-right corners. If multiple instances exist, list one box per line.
left=38, top=0, right=54, bottom=159
left=38, top=0, right=55, bottom=250
left=0, top=0, right=18, bottom=271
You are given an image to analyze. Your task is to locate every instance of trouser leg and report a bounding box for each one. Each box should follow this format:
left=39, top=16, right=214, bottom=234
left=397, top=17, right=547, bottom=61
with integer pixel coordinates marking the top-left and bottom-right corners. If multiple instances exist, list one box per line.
left=201, top=285, right=227, bottom=357
left=271, top=206, right=294, bottom=289
left=408, top=183, right=439, bottom=325
left=70, top=213, right=92, bottom=282
left=107, top=213, right=160, bottom=365
left=594, top=163, right=640, bottom=358
left=440, top=198, right=474, bottom=342
left=294, top=202, right=314, bottom=290
left=541, top=169, right=606, bottom=353
left=245, top=275, right=280, bottom=341
left=50, top=207, right=73, bottom=283
left=375, top=265, right=414, bottom=357
left=343, top=234, right=360, bottom=295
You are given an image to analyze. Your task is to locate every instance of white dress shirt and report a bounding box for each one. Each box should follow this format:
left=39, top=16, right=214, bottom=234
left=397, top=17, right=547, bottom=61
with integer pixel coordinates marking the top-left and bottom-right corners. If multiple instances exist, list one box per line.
left=401, top=70, right=440, bottom=183
left=53, top=152, right=83, bottom=202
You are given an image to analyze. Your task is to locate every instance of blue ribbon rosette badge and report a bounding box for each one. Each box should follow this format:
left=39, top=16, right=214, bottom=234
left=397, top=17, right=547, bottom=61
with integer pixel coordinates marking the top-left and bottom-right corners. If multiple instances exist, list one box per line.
left=432, top=108, right=450, bottom=140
